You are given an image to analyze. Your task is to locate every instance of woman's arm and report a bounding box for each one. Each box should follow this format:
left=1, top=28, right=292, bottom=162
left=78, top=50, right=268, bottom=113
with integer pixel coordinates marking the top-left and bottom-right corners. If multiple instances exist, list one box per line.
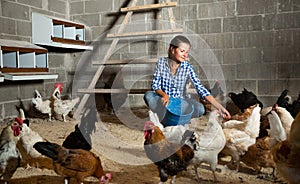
left=205, top=95, right=231, bottom=119
left=155, top=89, right=169, bottom=106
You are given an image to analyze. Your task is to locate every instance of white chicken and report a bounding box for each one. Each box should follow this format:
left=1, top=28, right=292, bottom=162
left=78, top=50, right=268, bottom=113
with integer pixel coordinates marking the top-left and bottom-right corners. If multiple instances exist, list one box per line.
left=0, top=117, right=23, bottom=183
left=189, top=110, right=226, bottom=182
left=52, top=87, right=80, bottom=122
left=221, top=104, right=261, bottom=171
left=17, top=109, right=53, bottom=169
left=272, top=104, right=294, bottom=137
left=31, top=89, right=52, bottom=121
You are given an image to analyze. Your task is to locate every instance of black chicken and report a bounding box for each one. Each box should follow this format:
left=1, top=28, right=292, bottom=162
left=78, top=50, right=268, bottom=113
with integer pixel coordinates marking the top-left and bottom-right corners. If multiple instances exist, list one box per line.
left=228, top=88, right=263, bottom=112
left=276, top=89, right=300, bottom=118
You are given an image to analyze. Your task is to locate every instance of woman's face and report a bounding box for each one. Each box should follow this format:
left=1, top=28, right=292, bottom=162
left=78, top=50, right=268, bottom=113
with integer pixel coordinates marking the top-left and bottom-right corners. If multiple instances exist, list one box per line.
left=171, top=42, right=190, bottom=63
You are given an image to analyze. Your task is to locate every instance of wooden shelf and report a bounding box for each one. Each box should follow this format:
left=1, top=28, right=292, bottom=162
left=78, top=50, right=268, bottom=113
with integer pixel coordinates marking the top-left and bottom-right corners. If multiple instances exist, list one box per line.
left=120, top=2, right=177, bottom=12
left=32, top=12, right=93, bottom=51
left=0, top=39, right=58, bottom=81
left=107, top=28, right=183, bottom=38
left=92, top=58, right=157, bottom=65
left=78, top=88, right=149, bottom=94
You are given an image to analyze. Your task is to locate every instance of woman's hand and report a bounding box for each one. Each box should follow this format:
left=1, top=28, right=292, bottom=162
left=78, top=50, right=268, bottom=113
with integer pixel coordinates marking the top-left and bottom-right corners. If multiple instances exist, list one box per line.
left=161, top=95, right=169, bottom=106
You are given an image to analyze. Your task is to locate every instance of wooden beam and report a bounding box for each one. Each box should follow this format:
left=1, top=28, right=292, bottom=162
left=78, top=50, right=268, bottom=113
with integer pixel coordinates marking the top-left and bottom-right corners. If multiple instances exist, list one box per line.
left=120, top=2, right=177, bottom=12
left=92, top=58, right=157, bottom=65
left=78, top=88, right=149, bottom=94
left=107, top=28, right=183, bottom=38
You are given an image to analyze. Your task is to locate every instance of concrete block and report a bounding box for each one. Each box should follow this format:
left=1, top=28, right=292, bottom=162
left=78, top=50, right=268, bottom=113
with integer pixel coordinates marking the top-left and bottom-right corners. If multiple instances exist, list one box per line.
left=178, top=5, right=197, bottom=20
left=197, top=18, right=222, bottom=34
left=278, top=63, right=300, bottom=79
left=85, top=0, right=112, bottom=13
left=263, top=47, right=300, bottom=63
left=48, top=0, right=66, bottom=15
left=18, top=0, right=43, bottom=8
left=19, top=82, right=43, bottom=99
left=72, top=14, right=100, bottom=27
left=70, top=1, right=84, bottom=15
left=224, top=48, right=262, bottom=64
left=277, top=0, right=293, bottom=12
left=221, top=64, right=236, bottom=81
left=201, top=33, right=233, bottom=49
left=16, top=20, right=31, bottom=37
left=234, top=31, right=274, bottom=48
left=258, top=80, right=300, bottom=96
left=0, top=85, right=19, bottom=102
left=198, top=1, right=235, bottom=18
left=2, top=1, right=30, bottom=20
left=3, top=101, right=19, bottom=118
left=48, top=54, right=65, bottom=68
left=237, top=63, right=277, bottom=79
left=224, top=15, right=262, bottom=32
left=237, top=0, right=275, bottom=15
left=0, top=17, right=16, bottom=34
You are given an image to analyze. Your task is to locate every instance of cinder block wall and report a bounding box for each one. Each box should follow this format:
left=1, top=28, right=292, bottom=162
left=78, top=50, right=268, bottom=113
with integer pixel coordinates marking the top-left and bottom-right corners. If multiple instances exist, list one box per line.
left=0, top=0, right=299, bottom=118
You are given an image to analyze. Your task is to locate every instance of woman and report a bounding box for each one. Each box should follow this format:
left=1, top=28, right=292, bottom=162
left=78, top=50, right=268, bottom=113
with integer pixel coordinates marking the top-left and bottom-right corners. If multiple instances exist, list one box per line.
left=144, top=35, right=231, bottom=123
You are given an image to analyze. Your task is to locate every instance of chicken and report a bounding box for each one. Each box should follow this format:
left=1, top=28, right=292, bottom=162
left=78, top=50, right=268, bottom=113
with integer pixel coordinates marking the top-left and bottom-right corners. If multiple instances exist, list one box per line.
left=62, top=124, right=92, bottom=151
left=273, top=104, right=294, bottom=137
left=270, top=110, right=300, bottom=183
left=240, top=136, right=276, bottom=176
left=16, top=109, right=53, bottom=169
left=276, top=89, right=292, bottom=109
left=52, top=87, right=80, bottom=122
left=31, top=89, right=52, bottom=121
left=276, top=90, right=300, bottom=118
left=33, top=141, right=111, bottom=184
left=221, top=104, right=261, bottom=171
left=190, top=110, right=226, bottom=182
left=143, top=121, right=196, bottom=184
left=0, top=117, right=23, bottom=183
left=228, top=88, right=263, bottom=113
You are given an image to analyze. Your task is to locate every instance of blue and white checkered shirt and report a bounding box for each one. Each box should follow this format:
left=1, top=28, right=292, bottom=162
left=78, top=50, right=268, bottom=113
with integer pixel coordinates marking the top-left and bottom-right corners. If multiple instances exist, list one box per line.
left=151, top=57, right=211, bottom=99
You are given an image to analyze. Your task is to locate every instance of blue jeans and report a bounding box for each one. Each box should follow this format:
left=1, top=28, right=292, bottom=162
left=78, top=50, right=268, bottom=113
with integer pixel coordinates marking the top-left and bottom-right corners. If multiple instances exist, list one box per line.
left=143, top=91, right=205, bottom=121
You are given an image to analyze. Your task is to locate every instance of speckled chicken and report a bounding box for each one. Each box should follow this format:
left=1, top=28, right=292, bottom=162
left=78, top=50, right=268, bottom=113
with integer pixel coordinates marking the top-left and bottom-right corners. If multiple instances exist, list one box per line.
left=0, top=117, right=23, bottom=183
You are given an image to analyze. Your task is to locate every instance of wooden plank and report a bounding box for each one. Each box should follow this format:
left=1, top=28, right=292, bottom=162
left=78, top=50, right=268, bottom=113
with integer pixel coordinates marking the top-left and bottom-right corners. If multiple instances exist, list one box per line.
left=121, top=2, right=177, bottom=12
left=92, top=58, right=157, bottom=65
left=0, top=68, right=49, bottom=73
left=78, top=88, right=150, bottom=94
left=51, top=37, right=86, bottom=45
left=107, top=28, right=183, bottom=38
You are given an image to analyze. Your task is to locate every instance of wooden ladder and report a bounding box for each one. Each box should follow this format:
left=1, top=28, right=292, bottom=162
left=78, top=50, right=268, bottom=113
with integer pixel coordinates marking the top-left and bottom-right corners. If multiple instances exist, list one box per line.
left=75, top=0, right=182, bottom=117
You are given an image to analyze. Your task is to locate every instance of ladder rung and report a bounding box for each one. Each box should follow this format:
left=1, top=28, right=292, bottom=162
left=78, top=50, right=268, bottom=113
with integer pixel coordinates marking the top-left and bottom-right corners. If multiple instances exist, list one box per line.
left=78, top=88, right=150, bottom=94
left=107, top=28, right=183, bottom=38
left=92, top=58, right=157, bottom=65
left=121, top=2, right=177, bottom=12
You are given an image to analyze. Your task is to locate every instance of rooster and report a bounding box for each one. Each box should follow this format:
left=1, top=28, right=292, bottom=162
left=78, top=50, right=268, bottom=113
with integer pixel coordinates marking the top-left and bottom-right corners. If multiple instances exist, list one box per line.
left=143, top=121, right=196, bottom=184
left=190, top=110, right=226, bottom=182
left=32, top=89, right=52, bottom=121
left=52, top=86, right=80, bottom=122
left=270, top=109, right=300, bottom=183
left=228, top=88, right=263, bottom=113
left=16, top=109, right=53, bottom=169
left=33, top=141, right=111, bottom=184
left=0, top=117, right=23, bottom=183
left=221, top=104, right=261, bottom=171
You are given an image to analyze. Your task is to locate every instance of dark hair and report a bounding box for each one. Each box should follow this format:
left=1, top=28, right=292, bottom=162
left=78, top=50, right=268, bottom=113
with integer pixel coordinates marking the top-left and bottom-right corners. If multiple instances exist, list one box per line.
left=168, top=35, right=191, bottom=58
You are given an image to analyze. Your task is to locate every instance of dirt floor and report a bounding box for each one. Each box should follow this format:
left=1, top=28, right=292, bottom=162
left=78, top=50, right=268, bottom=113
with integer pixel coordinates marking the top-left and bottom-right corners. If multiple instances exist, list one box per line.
left=0, top=107, right=287, bottom=184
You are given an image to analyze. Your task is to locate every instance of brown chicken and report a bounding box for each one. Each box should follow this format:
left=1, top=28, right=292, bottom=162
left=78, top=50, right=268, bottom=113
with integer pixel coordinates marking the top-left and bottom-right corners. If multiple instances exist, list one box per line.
left=33, top=141, right=111, bottom=184
left=0, top=117, right=23, bottom=183
left=240, top=136, right=275, bottom=175
left=271, top=111, right=300, bottom=183
left=144, top=121, right=196, bottom=183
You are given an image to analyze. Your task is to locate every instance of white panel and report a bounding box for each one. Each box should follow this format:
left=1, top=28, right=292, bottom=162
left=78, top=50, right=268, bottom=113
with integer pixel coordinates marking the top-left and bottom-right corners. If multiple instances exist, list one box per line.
left=32, top=12, right=53, bottom=44
left=19, top=52, right=35, bottom=68
left=53, top=24, right=63, bottom=38
left=36, top=53, right=47, bottom=68
left=2, top=51, right=17, bottom=68
left=64, top=26, right=76, bottom=40
left=75, top=29, right=84, bottom=40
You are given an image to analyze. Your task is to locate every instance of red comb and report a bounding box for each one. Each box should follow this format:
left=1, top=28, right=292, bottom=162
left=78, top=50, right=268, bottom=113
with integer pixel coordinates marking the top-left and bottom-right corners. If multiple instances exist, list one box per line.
left=15, top=117, right=23, bottom=125
left=54, top=83, right=63, bottom=93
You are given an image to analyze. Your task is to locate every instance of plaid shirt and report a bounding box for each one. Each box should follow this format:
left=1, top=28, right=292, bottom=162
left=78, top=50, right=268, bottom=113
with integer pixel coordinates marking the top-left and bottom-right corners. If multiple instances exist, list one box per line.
left=151, top=57, right=211, bottom=99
